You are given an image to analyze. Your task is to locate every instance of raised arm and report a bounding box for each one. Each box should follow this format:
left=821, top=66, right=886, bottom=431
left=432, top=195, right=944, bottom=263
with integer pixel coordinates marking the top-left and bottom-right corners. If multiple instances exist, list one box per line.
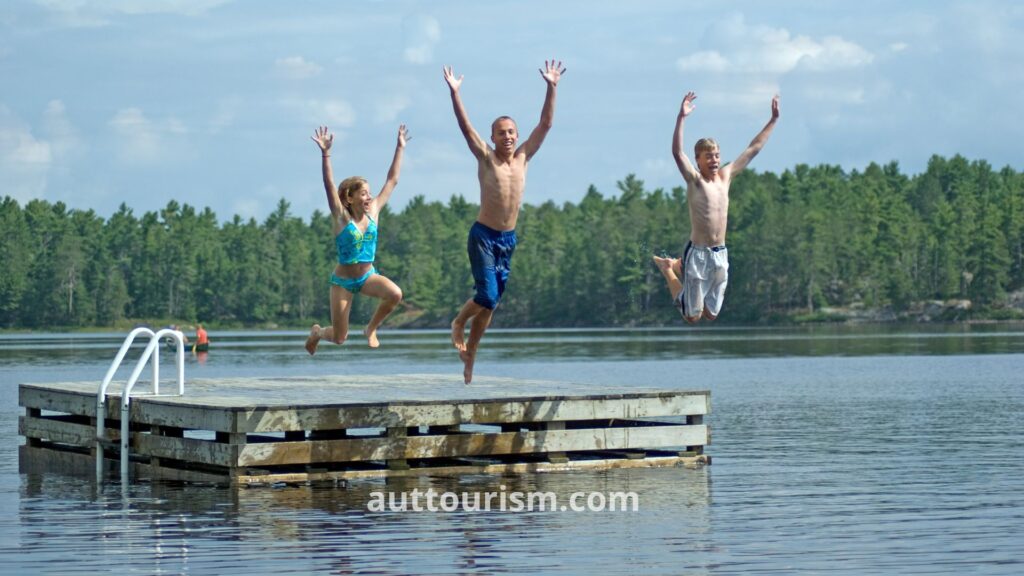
left=443, top=66, right=488, bottom=160
left=519, top=60, right=566, bottom=161
left=311, top=126, right=343, bottom=218
left=726, top=94, right=780, bottom=177
left=371, top=124, right=408, bottom=215
left=672, top=92, right=699, bottom=184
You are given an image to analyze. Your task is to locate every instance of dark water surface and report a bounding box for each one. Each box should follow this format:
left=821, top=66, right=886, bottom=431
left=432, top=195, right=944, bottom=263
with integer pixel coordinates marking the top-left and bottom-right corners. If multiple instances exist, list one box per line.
left=1, top=325, right=1022, bottom=574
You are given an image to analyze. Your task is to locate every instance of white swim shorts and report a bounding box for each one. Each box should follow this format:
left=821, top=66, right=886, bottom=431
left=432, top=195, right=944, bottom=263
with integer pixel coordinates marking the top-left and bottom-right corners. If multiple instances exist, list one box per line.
left=675, top=241, right=729, bottom=320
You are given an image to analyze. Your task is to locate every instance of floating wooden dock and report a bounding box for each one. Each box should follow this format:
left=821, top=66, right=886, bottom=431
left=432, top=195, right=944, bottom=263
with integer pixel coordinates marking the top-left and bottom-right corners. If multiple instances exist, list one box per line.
left=19, top=374, right=710, bottom=485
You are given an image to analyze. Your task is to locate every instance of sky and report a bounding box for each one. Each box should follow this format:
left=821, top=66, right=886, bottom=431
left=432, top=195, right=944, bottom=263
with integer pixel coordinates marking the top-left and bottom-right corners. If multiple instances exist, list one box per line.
left=2, top=0, right=1022, bottom=223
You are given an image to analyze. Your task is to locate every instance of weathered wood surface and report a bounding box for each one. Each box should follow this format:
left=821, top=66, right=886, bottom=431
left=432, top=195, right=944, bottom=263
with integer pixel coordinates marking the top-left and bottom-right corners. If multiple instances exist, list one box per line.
left=19, top=415, right=118, bottom=448
left=137, top=434, right=238, bottom=467
left=229, top=423, right=708, bottom=467
left=21, top=443, right=708, bottom=485
left=19, top=445, right=228, bottom=483
left=20, top=374, right=710, bottom=433
left=20, top=374, right=711, bottom=483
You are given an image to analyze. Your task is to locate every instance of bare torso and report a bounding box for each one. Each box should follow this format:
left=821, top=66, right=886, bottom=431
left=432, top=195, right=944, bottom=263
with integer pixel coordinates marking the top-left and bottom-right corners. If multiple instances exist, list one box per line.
left=476, top=151, right=528, bottom=231
left=686, top=172, right=731, bottom=247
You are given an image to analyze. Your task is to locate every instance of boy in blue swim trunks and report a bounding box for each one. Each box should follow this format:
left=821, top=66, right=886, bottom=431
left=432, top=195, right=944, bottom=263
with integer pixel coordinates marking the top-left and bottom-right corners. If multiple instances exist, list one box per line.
left=305, top=124, right=408, bottom=354
left=443, top=60, right=566, bottom=383
left=653, top=91, right=780, bottom=323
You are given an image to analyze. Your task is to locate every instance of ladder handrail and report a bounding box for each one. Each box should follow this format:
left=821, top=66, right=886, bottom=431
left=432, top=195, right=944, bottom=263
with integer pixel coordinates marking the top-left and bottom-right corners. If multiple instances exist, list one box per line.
left=96, top=327, right=186, bottom=483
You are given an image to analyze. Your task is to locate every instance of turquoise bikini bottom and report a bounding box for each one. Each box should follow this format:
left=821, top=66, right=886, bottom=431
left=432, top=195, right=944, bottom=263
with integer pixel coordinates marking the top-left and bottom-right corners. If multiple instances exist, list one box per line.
left=330, top=266, right=376, bottom=293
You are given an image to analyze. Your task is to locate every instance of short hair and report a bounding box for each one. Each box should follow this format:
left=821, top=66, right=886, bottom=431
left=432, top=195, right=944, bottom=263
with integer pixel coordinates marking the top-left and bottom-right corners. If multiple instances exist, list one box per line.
left=337, top=176, right=369, bottom=216
left=694, top=137, right=719, bottom=157
left=491, top=116, right=517, bottom=134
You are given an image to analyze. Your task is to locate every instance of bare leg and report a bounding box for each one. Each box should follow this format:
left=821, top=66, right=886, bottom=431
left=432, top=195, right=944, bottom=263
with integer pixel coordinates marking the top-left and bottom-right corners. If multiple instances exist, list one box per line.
left=652, top=255, right=683, bottom=301
left=360, top=274, right=403, bottom=348
left=460, top=306, right=494, bottom=384
left=654, top=255, right=702, bottom=323
left=451, top=298, right=485, bottom=352
left=307, top=284, right=353, bottom=355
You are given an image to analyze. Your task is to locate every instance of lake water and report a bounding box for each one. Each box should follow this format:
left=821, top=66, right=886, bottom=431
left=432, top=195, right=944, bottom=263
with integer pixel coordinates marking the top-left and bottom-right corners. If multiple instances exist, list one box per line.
left=1, top=325, right=1022, bottom=574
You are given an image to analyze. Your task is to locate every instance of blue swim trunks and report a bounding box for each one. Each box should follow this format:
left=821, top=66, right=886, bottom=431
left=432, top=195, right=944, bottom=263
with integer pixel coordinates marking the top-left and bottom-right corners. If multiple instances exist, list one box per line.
left=330, top=266, right=376, bottom=293
left=468, top=221, right=517, bottom=310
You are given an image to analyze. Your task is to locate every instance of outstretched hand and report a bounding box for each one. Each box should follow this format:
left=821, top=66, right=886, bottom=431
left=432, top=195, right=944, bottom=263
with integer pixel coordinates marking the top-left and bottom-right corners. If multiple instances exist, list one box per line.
left=771, top=94, right=781, bottom=120
left=311, top=126, right=333, bottom=153
left=539, top=59, right=566, bottom=85
left=397, top=124, right=410, bottom=148
left=443, top=66, right=463, bottom=91
left=680, top=92, right=697, bottom=117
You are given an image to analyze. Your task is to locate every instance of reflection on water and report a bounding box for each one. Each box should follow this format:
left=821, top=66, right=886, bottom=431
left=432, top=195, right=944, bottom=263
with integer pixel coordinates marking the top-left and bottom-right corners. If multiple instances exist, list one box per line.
left=2, top=326, right=1023, bottom=574
left=15, top=468, right=712, bottom=575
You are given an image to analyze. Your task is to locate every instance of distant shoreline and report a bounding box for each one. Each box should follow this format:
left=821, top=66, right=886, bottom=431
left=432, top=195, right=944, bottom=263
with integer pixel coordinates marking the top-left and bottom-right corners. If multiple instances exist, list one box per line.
left=2, top=308, right=1022, bottom=335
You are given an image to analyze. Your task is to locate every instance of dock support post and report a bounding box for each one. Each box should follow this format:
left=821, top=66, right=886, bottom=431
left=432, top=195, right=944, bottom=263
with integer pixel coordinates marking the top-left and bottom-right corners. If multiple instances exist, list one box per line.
left=217, top=431, right=247, bottom=482
left=684, top=415, right=704, bottom=455
left=26, top=407, right=42, bottom=448
left=386, top=427, right=410, bottom=470
left=545, top=421, right=569, bottom=464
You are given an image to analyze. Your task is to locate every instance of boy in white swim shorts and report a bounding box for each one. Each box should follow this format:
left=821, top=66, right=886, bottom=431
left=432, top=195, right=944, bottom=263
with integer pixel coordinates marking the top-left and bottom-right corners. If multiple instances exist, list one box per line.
left=675, top=241, right=729, bottom=320
left=653, top=90, right=780, bottom=323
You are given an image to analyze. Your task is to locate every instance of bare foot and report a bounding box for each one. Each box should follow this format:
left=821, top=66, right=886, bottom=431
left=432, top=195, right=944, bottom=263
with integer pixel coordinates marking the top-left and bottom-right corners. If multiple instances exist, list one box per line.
left=459, top=349, right=475, bottom=384
left=451, top=318, right=466, bottom=352
left=652, top=255, right=678, bottom=275
left=364, top=326, right=380, bottom=348
left=305, top=324, right=321, bottom=355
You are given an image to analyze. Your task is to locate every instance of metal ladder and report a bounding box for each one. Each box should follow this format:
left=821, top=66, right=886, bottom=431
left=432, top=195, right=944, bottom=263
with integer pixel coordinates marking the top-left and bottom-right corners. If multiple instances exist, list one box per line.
left=96, top=327, right=187, bottom=483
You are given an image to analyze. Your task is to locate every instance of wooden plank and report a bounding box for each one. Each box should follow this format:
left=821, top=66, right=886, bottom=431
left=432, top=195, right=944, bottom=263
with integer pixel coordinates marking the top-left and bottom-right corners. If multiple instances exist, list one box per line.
left=19, top=444, right=99, bottom=476
left=135, top=434, right=238, bottom=467
left=126, top=402, right=234, bottom=433
left=236, top=424, right=708, bottom=467
left=20, top=386, right=108, bottom=418
left=19, top=444, right=229, bottom=483
left=19, top=415, right=118, bottom=447
left=227, top=394, right=710, bottom=433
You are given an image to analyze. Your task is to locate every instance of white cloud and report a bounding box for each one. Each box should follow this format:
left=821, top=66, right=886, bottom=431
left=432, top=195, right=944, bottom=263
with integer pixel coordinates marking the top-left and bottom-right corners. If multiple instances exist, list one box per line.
left=42, top=99, right=82, bottom=162
left=889, top=42, right=909, bottom=53
left=0, top=105, right=51, bottom=203
left=701, top=81, right=781, bottom=113
left=108, top=107, right=188, bottom=163
left=677, top=13, right=873, bottom=75
left=676, top=50, right=729, bottom=73
left=402, top=15, right=441, bottom=64
left=374, top=94, right=411, bottom=123
left=33, top=0, right=229, bottom=27
left=274, top=56, right=322, bottom=80
left=286, top=99, right=356, bottom=129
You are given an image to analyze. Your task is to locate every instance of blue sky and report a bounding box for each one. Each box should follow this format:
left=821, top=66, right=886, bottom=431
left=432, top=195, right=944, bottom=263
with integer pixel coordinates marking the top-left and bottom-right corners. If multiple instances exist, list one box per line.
left=2, top=0, right=1022, bottom=222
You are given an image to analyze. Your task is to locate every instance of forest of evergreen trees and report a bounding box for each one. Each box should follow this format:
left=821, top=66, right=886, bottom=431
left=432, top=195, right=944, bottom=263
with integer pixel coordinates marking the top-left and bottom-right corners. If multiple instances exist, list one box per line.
left=1, top=154, right=1022, bottom=330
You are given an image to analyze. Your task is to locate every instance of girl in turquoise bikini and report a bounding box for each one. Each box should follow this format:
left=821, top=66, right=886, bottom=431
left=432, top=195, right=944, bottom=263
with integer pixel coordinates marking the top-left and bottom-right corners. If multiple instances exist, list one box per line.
left=306, top=125, right=408, bottom=353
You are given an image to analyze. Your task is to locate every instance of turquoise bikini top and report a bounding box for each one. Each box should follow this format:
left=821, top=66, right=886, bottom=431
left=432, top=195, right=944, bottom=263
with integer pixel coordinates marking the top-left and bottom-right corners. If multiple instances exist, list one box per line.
left=335, top=217, right=378, bottom=264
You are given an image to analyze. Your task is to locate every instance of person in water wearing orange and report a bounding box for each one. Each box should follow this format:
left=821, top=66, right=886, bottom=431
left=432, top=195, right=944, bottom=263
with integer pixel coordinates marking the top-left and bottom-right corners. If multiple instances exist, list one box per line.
left=195, top=324, right=209, bottom=347
left=305, top=124, right=408, bottom=354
